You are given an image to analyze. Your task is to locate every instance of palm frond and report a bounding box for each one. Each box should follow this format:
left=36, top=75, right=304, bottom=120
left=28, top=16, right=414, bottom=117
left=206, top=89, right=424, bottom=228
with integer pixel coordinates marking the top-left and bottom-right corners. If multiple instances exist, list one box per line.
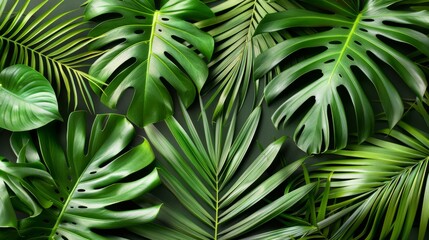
left=309, top=99, right=429, bottom=239
left=0, top=0, right=103, bottom=111
left=141, top=98, right=315, bottom=239
left=196, top=0, right=301, bottom=120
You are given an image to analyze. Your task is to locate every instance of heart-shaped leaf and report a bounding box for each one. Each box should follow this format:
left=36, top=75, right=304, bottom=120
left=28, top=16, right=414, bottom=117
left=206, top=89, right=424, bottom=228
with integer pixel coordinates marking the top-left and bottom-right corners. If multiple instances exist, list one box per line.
left=85, top=0, right=214, bottom=127
left=0, top=65, right=61, bottom=131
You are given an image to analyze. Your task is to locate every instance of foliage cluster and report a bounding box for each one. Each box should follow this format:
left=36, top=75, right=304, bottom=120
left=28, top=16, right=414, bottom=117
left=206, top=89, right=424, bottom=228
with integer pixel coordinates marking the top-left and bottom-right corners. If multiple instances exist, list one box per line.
left=0, top=0, right=428, bottom=239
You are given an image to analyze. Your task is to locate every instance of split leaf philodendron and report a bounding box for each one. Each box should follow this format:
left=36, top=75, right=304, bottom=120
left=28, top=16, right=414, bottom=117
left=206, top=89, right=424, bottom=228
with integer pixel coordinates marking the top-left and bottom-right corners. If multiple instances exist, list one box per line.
left=0, top=65, right=61, bottom=131
left=85, top=0, right=214, bottom=127
left=254, top=0, right=429, bottom=154
left=0, top=111, right=160, bottom=239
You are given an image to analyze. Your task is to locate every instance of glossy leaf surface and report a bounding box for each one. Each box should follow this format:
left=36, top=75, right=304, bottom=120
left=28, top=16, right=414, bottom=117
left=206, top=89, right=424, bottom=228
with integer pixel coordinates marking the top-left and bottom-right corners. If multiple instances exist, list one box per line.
left=0, top=112, right=161, bottom=239
left=310, top=97, right=429, bottom=239
left=85, top=0, right=214, bottom=126
left=255, top=0, right=429, bottom=153
left=142, top=99, right=314, bottom=239
left=0, top=65, right=60, bottom=131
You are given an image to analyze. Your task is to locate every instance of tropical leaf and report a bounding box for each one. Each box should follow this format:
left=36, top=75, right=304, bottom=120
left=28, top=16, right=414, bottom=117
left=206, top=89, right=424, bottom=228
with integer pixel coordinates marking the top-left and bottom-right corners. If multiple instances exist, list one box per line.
left=0, top=111, right=161, bottom=239
left=254, top=0, right=429, bottom=153
left=141, top=99, right=315, bottom=239
left=0, top=0, right=102, bottom=110
left=196, top=0, right=300, bottom=120
left=309, top=101, right=429, bottom=239
left=0, top=65, right=60, bottom=131
left=85, top=0, right=214, bottom=127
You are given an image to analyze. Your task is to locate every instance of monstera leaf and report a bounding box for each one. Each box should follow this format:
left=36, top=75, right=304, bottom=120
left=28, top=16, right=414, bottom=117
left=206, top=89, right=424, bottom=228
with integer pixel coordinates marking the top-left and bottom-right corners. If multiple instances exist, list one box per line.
left=0, top=65, right=61, bottom=131
left=309, top=98, right=429, bottom=239
left=0, top=112, right=161, bottom=239
left=85, top=0, right=214, bottom=127
left=139, top=99, right=315, bottom=239
left=254, top=0, right=429, bottom=153
left=196, top=0, right=299, bottom=120
left=0, top=0, right=102, bottom=110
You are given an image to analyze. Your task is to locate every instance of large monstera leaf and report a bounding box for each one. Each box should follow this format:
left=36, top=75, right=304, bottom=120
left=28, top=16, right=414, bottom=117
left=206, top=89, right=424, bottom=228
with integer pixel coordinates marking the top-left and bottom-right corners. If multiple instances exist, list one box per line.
left=0, top=112, right=161, bottom=239
left=0, top=0, right=102, bottom=110
left=0, top=65, right=60, bottom=131
left=139, top=100, right=315, bottom=239
left=85, top=0, right=214, bottom=127
left=308, top=99, right=429, bottom=239
left=196, top=0, right=299, bottom=120
left=254, top=0, right=429, bottom=154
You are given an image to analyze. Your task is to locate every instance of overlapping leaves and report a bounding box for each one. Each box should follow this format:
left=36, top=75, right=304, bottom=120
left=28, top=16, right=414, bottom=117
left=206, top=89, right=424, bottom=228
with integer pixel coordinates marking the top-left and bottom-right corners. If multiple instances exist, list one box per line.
left=0, top=112, right=160, bottom=239
left=85, top=0, right=214, bottom=127
left=255, top=0, right=429, bottom=153
left=196, top=0, right=299, bottom=120
left=0, top=0, right=102, bottom=110
left=141, top=99, right=314, bottom=239
left=309, top=98, right=429, bottom=239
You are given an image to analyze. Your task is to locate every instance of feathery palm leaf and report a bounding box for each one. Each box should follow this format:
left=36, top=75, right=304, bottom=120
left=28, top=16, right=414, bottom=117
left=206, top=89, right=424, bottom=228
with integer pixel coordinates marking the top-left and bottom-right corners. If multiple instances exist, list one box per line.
left=0, top=0, right=102, bottom=110
left=309, top=101, right=429, bottom=239
left=196, top=0, right=300, bottom=120
left=85, top=0, right=214, bottom=127
left=0, top=111, right=161, bottom=239
left=141, top=99, right=315, bottom=239
left=254, top=0, right=429, bottom=153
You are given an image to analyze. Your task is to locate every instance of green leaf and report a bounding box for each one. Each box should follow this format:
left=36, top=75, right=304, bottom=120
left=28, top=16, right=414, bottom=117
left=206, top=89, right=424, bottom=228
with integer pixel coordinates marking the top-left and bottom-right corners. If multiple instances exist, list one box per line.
left=310, top=98, right=429, bottom=239
left=85, top=0, right=214, bottom=127
left=0, top=180, right=18, bottom=229
left=196, top=0, right=299, bottom=120
left=0, top=0, right=102, bottom=110
left=255, top=0, right=429, bottom=153
left=0, top=112, right=161, bottom=239
left=143, top=99, right=307, bottom=239
left=0, top=65, right=60, bottom=131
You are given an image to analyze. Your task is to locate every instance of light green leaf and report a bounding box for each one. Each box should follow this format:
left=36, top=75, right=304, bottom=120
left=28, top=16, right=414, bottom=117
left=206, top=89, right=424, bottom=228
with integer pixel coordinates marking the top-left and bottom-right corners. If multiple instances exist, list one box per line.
left=0, top=65, right=60, bottom=131
left=0, top=0, right=101, bottom=110
left=85, top=0, right=214, bottom=127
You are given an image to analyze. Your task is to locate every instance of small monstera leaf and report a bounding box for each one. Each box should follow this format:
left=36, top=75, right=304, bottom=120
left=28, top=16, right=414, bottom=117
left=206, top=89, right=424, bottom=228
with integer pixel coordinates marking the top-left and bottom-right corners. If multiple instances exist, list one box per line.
left=254, top=0, right=429, bottom=153
left=0, top=65, right=61, bottom=131
left=85, top=0, right=214, bottom=127
left=0, top=112, right=161, bottom=239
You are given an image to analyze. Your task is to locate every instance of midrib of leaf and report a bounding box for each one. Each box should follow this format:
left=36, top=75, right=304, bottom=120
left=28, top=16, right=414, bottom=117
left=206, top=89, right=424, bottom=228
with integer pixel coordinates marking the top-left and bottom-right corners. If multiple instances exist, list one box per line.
left=0, top=84, right=54, bottom=115
left=214, top=177, right=219, bottom=240
left=48, top=163, right=90, bottom=239
left=145, top=10, right=159, bottom=85
left=2, top=37, right=89, bottom=85
left=327, top=12, right=362, bottom=84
